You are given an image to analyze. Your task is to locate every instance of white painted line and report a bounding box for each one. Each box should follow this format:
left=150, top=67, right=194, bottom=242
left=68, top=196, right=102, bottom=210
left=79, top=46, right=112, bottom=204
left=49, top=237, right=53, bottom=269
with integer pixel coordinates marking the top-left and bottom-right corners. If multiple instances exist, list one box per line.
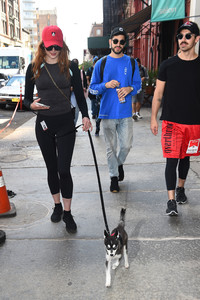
left=0, top=118, right=9, bottom=125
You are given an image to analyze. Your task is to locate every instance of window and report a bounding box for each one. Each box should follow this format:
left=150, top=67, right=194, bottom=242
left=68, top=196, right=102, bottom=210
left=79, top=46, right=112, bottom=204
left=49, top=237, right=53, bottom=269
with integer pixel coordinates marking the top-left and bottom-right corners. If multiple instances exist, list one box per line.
left=96, top=29, right=101, bottom=36
left=2, top=20, right=8, bottom=35
left=0, top=56, right=19, bottom=69
left=10, top=24, right=14, bottom=38
left=1, top=1, right=6, bottom=13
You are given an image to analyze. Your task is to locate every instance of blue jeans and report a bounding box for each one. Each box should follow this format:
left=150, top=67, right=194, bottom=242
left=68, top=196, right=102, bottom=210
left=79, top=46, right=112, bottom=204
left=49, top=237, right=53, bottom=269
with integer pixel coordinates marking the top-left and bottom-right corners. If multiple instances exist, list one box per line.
left=102, top=118, right=133, bottom=177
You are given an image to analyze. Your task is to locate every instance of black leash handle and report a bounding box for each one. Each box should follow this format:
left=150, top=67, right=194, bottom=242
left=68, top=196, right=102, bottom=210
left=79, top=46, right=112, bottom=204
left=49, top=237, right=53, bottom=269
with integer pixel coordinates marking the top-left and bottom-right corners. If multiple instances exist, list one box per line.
left=87, top=130, right=110, bottom=234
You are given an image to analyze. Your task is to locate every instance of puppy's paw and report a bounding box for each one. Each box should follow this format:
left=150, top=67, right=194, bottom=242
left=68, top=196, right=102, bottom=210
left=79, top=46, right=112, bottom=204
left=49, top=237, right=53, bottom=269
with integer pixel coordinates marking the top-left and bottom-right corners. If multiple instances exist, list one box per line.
left=125, top=263, right=129, bottom=269
left=112, top=262, right=119, bottom=269
left=105, top=282, right=111, bottom=287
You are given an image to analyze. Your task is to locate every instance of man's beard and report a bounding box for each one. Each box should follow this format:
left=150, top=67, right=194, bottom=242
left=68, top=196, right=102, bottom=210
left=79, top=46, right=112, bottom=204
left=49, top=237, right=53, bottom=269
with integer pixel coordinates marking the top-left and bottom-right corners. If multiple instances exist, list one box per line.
left=111, top=46, right=124, bottom=55
left=179, top=41, right=195, bottom=52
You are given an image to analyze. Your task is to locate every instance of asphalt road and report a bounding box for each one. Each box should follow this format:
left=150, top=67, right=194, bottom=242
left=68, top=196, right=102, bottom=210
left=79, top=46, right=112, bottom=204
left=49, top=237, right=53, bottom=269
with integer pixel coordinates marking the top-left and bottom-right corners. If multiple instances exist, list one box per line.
left=0, top=105, right=34, bottom=139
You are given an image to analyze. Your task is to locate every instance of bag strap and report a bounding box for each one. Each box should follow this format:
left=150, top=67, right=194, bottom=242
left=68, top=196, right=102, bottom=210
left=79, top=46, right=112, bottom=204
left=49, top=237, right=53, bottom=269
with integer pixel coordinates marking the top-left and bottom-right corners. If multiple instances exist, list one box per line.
left=130, top=57, right=135, bottom=78
left=44, top=63, right=74, bottom=108
left=100, top=55, right=107, bottom=83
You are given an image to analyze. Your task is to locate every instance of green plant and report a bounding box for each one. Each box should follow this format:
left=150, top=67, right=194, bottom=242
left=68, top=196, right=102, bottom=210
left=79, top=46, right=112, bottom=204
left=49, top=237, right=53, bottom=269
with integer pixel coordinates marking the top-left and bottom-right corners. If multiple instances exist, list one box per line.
left=146, top=69, right=158, bottom=86
left=80, top=61, right=92, bottom=72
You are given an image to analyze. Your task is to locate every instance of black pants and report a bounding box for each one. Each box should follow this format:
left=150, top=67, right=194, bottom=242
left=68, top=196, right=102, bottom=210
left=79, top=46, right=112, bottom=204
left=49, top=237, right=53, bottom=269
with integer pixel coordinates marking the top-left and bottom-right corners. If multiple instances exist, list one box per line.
left=165, top=157, right=190, bottom=190
left=36, top=112, right=76, bottom=199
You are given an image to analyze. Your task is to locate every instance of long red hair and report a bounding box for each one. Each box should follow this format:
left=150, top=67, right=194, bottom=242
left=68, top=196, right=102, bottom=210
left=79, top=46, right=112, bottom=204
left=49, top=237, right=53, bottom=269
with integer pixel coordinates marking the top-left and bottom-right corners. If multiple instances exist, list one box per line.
left=32, top=41, right=70, bottom=79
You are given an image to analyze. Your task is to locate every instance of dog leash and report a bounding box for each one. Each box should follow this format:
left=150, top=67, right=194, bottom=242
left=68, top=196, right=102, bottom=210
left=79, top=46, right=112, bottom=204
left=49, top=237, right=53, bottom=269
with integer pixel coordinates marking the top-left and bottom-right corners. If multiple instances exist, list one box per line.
left=87, top=130, right=110, bottom=235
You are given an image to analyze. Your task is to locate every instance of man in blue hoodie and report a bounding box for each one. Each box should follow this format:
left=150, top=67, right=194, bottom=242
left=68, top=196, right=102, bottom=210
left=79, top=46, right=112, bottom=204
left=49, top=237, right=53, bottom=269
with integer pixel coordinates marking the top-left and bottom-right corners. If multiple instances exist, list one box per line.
left=89, top=27, right=141, bottom=192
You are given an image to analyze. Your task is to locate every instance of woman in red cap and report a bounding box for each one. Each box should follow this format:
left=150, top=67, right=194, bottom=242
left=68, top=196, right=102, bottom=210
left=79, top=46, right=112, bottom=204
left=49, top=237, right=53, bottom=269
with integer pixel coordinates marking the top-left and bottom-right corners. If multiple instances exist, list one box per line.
left=24, top=25, right=92, bottom=233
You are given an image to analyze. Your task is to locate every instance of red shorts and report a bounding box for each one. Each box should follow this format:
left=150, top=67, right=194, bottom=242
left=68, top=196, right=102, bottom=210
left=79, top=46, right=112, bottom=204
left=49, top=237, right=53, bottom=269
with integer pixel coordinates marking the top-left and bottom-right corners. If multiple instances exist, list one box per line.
left=161, top=121, right=200, bottom=159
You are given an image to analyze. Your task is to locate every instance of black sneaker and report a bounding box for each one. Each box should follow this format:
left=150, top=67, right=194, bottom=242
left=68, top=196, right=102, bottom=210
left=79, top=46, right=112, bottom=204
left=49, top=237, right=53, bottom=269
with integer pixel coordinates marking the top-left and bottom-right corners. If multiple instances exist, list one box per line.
left=7, top=190, right=16, bottom=199
left=166, top=200, right=178, bottom=216
left=110, top=177, right=120, bottom=193
left=176, top=187, right=187, bottom=204
left=118, top=165, right=124, bottom=182
left=132, top=113, right=138, bottom=121
left=63, top=210, right=77, bottom=233
left=95, top=129, right=99, bottom=137
left=51, top=203, right=63, bottom=223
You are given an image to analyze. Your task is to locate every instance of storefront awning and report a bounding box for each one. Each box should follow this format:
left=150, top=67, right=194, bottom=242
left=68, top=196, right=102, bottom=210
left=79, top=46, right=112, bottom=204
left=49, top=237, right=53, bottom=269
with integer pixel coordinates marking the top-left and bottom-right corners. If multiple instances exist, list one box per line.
left=88, top=36, right=109, bottom=49
left=118, top=5, right=151, bottom=33
left=88, top=36, right=110, bottom=56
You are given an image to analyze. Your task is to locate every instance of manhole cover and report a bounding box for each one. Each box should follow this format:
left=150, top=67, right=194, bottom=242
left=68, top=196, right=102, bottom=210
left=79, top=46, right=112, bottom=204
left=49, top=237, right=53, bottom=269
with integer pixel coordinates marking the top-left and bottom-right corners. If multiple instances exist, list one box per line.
left=0, top=154, right=28, bottom=163
left=0, top=200, right=49, bottom=227
left=13, top=141, right=38, bottom=149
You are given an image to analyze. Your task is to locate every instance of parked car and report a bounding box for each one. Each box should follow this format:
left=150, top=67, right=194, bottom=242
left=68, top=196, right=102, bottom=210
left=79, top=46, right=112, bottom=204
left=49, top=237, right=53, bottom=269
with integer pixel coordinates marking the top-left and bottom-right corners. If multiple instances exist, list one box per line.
left=0, top=73, right=8, bottom=88
left=0, top=74, right=37, bottom=109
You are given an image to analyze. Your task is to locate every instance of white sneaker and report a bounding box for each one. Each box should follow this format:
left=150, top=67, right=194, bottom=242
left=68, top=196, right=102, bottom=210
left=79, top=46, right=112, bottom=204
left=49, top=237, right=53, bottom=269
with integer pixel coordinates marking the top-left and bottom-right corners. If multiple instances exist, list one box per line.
left=136, top=112, right=142, bottom=119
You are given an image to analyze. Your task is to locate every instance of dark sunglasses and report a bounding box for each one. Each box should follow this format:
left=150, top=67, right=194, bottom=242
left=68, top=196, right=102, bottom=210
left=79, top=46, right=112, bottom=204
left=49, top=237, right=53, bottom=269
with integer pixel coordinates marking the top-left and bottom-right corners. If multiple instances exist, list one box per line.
left=112, top=39, right=126, bottom=45
left=45, top=45, right=62, bottom=51
left=177, top=33, right=195, bottom=40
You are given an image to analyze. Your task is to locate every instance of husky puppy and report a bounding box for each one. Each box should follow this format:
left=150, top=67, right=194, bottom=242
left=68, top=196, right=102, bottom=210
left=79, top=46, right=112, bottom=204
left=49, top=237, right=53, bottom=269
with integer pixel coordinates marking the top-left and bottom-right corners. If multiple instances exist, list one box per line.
left=104, top=208, right=129, bottom=287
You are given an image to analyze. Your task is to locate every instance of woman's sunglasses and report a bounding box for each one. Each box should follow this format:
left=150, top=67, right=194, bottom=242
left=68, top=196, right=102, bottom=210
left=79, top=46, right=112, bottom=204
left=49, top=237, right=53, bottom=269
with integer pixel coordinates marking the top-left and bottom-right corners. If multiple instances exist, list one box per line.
left=177, top=33, right=195, bottom=40
left=112, top=39, right=126, bottom=45
left=45, top=45, right=62, bottom=51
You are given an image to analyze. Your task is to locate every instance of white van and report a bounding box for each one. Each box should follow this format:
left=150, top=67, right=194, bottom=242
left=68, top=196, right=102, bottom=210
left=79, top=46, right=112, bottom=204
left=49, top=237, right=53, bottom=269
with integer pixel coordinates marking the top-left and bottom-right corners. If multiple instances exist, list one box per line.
left=0, top=47, right=32, bottom=78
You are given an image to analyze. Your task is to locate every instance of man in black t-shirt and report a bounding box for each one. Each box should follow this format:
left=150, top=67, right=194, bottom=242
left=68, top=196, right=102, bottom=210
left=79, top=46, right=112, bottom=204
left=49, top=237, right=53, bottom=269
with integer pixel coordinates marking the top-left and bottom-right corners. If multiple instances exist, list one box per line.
left=151, top=21, right=200, bottom=216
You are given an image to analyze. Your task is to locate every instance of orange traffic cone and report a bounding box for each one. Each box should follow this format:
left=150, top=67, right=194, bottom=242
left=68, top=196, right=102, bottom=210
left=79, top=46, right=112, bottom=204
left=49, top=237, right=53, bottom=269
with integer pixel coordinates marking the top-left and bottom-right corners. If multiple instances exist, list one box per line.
left=0, top=168, right=16, bottom=218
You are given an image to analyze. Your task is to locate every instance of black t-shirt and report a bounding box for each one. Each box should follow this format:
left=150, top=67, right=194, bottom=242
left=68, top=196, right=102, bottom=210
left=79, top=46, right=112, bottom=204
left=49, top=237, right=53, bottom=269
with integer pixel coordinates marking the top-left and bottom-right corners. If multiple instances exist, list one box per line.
left=159, top=55, right=200, bottom=125
left=24, top=61, right=89, bottom=118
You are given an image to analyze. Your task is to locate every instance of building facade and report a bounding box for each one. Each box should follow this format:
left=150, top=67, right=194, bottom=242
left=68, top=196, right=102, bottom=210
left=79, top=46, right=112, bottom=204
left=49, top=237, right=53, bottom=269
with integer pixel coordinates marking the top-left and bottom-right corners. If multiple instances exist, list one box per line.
left=88, top=0, right=200, bottom=71
left=20, top=0, right=37, bottom=49
left=35, top=8, right=57, bottom=46
left=0, top=0, right=22, bottom=47
left=90, top=23, right=103, bottom=37
left=117, top=0, right=200, bottom=70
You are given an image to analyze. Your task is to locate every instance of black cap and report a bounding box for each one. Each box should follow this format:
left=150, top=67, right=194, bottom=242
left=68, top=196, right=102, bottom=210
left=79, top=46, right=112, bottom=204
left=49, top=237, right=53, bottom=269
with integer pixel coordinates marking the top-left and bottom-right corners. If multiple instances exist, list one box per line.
left=177, top=21, right=200, bottom=36
left=110, top=27, right=127, bottom=40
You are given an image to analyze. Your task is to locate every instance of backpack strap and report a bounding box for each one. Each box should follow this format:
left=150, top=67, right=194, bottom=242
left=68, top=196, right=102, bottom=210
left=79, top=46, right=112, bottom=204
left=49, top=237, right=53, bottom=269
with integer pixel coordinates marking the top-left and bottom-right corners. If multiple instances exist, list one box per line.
left=100, top=56, right=135, bottom=82
left=100, top=56, right=107, bottom=83
left=130, top=57, right=135, bottom=78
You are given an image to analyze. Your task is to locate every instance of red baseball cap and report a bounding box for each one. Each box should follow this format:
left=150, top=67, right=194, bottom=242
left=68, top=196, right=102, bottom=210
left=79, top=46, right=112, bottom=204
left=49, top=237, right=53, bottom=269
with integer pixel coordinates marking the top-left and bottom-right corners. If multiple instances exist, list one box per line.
left=42, top=26, right=63, bottom=48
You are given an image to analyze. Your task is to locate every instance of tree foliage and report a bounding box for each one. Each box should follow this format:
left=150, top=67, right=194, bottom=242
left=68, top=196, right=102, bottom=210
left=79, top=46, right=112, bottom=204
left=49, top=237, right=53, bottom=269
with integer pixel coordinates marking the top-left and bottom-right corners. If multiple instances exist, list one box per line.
left=79, top=61, right=92, bottom=72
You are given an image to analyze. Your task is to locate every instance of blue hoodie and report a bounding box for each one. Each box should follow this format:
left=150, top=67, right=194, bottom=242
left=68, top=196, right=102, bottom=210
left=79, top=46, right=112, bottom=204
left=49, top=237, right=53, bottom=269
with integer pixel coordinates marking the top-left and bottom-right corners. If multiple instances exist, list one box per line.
left=89, top=54, right=141, bottom=119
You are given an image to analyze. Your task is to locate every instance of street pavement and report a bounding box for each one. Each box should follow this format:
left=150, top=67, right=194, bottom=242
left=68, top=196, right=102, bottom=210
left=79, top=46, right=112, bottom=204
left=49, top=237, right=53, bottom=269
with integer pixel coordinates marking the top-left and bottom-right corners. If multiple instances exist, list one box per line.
left=1, top=106, right=200, bottom=300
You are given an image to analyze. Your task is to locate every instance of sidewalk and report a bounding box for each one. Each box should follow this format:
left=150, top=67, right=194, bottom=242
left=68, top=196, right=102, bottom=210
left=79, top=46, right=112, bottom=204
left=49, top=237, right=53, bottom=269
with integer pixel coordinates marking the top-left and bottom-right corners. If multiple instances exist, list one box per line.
left=1, top=107, right=200, bottom=300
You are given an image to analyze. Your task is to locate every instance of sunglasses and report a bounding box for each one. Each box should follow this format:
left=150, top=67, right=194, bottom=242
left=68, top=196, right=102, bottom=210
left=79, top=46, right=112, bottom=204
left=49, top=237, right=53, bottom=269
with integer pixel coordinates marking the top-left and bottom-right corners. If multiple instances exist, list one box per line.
left=45, top=45, right=62, bottom=51
left=112, top=39, right=126, bottom=45
left=177, top=33, right=195, bottom=40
